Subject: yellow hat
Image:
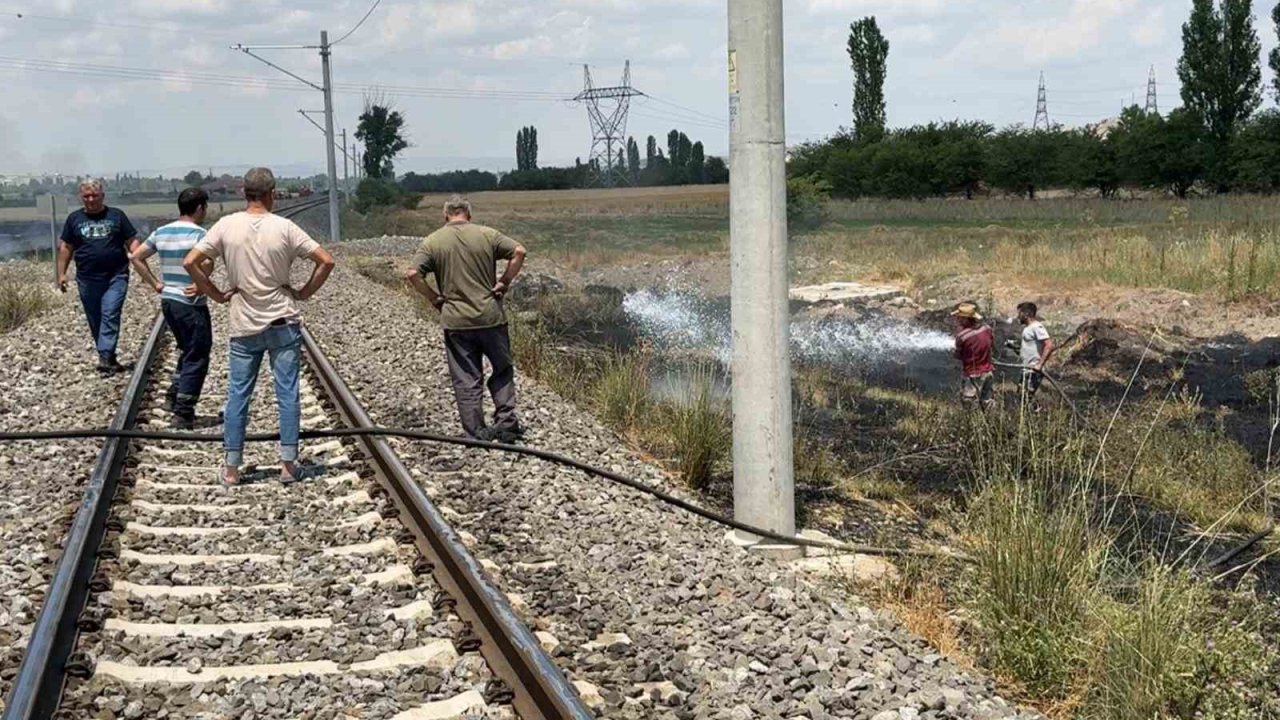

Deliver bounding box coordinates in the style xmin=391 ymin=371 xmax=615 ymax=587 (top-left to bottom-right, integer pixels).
xmin=950 ymin=302 xmax=983 ymax=320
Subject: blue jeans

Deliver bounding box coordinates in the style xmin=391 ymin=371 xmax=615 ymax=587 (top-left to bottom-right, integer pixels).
xmin=76 ymin=272 xmax=129 ymax=358
xmin=223 ymin=323 xmax=302 ymax=467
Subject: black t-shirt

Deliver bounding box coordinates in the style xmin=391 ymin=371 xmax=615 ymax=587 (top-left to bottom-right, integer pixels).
xmin=60 ymin=206 xmax=138 ymax=279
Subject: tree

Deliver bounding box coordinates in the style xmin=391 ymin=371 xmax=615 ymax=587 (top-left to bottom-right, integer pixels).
xmin=1232 ymin=108 xmax=1280 ymax=189
xmin=688 ymin=141 xmax=706 ymax=183
xmin=356 ymin=100 xmax=409 ymax=179
xmin=646 ymin=135 xmax=658 ymax=166
xmin=986 ymin=126 xmax=1067 ymax=199
xmin=705 ymin=156 xmax=729 ymax=184
xmin=183 ymin=170 xmax=204 ymax=186
xmin=1178 ymin=0 xmax=1261 ymax=188
xmin=515 ymin=127 xmax=539 ymax=172
xmin=1111 ymin=106 xmax=1209 ymax=197
xmin=1059 ymin=128 xmax=1119 ymax=197
xmin=1271 ymin=2 xmax=1280 ymax=101
xmin=847 ymin=16 xmax=889 ymax=144
xmin=627 ymin=137 xmax=641 ymax=181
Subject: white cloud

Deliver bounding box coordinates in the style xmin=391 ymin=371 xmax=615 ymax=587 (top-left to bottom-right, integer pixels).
xmin=129 ymin=0 xmax=225 ymax=14
xmin=70 ymin=84 xmax=124 ymax=110
xmin=949 ymin=0 xmax=1140 ymax=65
xmin=653 ymin=43 xmax=690 ymax=62
xmin=0 ymin=113 xmax=29 ymax=173
xmin=806 ymin=0 xmax=951 ymax=15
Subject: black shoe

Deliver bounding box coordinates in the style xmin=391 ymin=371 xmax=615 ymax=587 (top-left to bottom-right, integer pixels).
xmin=172 ymin=414 xmax=195 ymax=431
xmin=484 ymin=425 xmax=524 ymax=445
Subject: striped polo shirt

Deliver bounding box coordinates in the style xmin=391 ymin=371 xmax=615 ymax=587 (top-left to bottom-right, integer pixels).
xmin=144 ymin=221 xmax=207 ymax=306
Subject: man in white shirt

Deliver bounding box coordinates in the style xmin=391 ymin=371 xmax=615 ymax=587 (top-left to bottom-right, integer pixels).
xmin=1017 ymin=301 xmax=1055 ymax=400
xmin=184 ymin=167 xmax=335 ymax=486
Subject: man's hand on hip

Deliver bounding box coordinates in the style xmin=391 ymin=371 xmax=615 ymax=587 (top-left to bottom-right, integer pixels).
xmin=491 ymin=280 xmax=508 ymax=298
xmin=209 ymin=287 xmax=239 ymax=304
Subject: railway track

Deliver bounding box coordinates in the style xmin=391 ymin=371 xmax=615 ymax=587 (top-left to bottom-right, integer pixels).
xmin=3 ymin=200 xmax=590 ymax=720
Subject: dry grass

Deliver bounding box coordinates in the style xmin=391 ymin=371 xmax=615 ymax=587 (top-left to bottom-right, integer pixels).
xmin=0 ymin=274 xmax=54 ymax=333
xmin=412 ymin=185 xmax=728 ymax=215
xmin=799 ymin=209 xmax=1280 ymax=301
xmin=870 ymin=558 xmax=973 ymax=668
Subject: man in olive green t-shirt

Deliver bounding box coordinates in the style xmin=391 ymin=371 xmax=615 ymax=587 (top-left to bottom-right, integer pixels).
xmin=405 ymin=194 xmax=527 ymax=441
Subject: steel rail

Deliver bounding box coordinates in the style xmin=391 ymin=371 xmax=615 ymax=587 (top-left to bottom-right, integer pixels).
xmin=4 ymin=195 xmax=327 ymax=719
xmin=2 ymin=313 xmax=167 ymax=720
xmin=299 ymin=327 xmax=591 ymax=720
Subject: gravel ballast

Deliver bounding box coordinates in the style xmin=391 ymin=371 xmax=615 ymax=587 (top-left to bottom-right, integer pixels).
xmin=0 ymin=269 xmax=154 ymax=708
xmin=305 ymin=244 xmax=1038 ymax=720
xmin=3 ymin=245 xmax=1038 ymax=719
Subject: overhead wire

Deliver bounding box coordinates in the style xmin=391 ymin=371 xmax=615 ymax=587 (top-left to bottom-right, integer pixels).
xmin=330 ymin=0 xmax=383 ymax=46
xmin=0 ymin=56 xmax=578 ymax=102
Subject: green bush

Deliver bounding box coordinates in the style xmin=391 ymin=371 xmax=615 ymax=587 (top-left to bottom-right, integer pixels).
xmin=353 ymin=177 xmax=402 ymax=213
xmin=787 ymin=174 xmax=832 ymax=230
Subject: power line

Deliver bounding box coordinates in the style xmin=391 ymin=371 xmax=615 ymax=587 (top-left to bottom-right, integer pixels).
xmin=331 ymin=0 xmax=382 ymax=46
xmin=643 ymin=95 xmax=727 ymax=125
xmin=0 ymin=56 xmax=577 ymax=102
xmin=0 ymin=7 xmax=243 ymax=41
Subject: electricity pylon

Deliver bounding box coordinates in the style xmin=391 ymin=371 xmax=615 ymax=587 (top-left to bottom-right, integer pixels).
xmin=573 ymin=61 xmax=644 ymax=187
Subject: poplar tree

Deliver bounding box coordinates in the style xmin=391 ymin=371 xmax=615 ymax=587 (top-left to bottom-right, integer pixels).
xmin=627 ymin=137 xmax=641 ymax=179
xmin=1271 ymin=2 xmax=1280 ymax=101
xmin=847 ymin=16 xmax=889 ymax=144
xmin=1179 ymin=0 xmax=1260 ymax=141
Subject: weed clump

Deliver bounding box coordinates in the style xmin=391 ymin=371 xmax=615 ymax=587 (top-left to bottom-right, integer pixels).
xmin=667 ymin=366 xmax=731 ymax=490
xmin=0 ymin=276 xmax=54 ymax=333
xmin=595 ymin=351 xmax=651 ymax=431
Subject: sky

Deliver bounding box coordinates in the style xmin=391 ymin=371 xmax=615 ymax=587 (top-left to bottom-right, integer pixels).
xmin=0 ymin=0 xmax=1276 ymax=178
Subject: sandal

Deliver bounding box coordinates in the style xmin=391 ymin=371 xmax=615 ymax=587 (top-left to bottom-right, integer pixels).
xmin=279 ymin=463 xmax=302 ymax=485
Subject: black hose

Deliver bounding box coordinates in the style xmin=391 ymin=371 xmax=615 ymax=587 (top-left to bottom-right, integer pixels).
xmin=992 ymin=360 xmax=1083 ymax=422
xmin=0 ymin=425 xmax=966 ymax=562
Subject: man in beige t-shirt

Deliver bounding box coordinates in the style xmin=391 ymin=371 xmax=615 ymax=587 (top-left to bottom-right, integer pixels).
xmin=185 ymin=167 xmax=335 ymax=485
xmin=405 ymin=194 xmax=526 ymax=442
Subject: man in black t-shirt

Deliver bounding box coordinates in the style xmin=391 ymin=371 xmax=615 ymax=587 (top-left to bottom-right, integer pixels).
xmin=56 ymin=179 xmax=141 ymax=374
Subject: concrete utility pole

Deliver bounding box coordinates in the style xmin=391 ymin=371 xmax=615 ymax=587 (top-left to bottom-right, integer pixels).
xmin=232 ymin=35 xmax=342 ymax=241
xmin=342 ymin=128 xmax=350 ymax=198
xmin=727 ymin=0 xmax=794 ymax=542
xmin=320 ymin=31 xmax=341 ymax=242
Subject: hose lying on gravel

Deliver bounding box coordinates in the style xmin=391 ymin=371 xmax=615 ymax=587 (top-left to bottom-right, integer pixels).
xmin=0 ymin=425 xmax=967 ymax=562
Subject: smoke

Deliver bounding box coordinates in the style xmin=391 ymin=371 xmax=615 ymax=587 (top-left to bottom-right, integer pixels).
xmin=39 ymin=147 xmax=89 ymax=175
xmin=0 ymin=114 xmax=30 ymax=173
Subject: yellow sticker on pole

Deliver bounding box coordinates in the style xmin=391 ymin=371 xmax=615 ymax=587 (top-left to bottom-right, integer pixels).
xmin=728 ymin=50 xmax=739 ymax=94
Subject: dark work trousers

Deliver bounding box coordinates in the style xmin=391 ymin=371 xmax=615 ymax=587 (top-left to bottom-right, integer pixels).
xmin=161 ymin=299 xmax=212 ymax=419
xmin=443 ymin=325 xmax=519 ymax=438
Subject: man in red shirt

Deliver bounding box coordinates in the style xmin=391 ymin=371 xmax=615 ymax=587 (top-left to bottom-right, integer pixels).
xmin=952 ymin=302 xmax=995 ymax=411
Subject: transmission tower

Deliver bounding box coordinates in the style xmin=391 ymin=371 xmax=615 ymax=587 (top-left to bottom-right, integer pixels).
xmin=1144 ymin=65 xmax=1158 ymax=115
xmin=1033 ymin=71 xmax=1050 ymax=130
xmin=573 ymin=61 xmax=644 ymax=187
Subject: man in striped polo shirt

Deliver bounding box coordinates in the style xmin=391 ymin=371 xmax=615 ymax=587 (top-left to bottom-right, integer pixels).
xmin=130 ymin=187 xmax=215 ymax=429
